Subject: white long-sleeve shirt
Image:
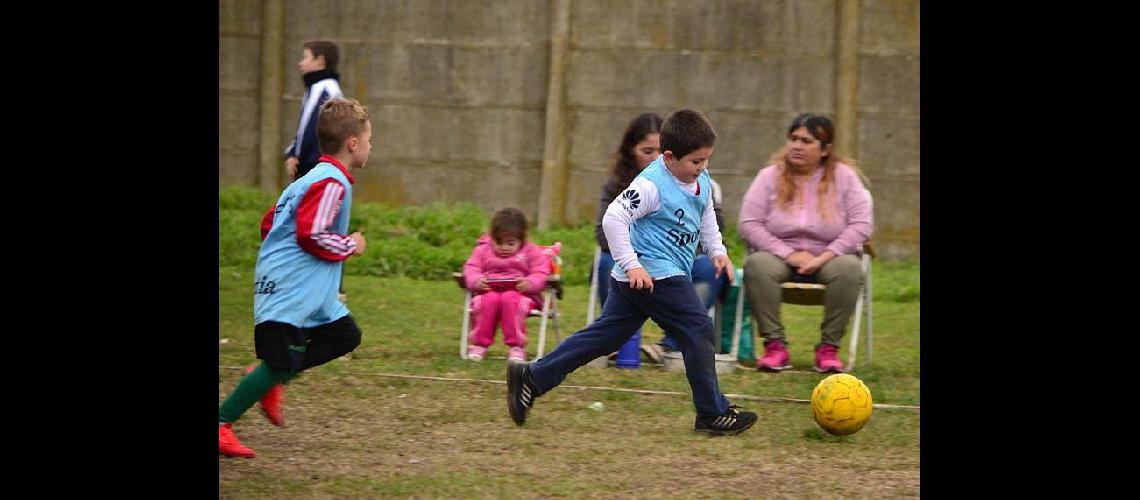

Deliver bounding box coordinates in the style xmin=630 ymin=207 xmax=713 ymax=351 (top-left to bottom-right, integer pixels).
xmin=602 ymin=174 xmax=727 ymax=281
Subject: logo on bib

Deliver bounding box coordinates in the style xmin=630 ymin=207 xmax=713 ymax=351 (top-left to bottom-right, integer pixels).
xmin=620 ymin=189 xmax=641 ymax=212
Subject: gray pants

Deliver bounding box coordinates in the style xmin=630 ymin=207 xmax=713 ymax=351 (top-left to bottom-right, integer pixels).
xmin=743 ymin=251 xmax=863 ymax=348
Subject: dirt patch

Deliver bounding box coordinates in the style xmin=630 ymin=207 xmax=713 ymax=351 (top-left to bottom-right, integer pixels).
xmin=220 ymin=369 xmax=919 ymax=497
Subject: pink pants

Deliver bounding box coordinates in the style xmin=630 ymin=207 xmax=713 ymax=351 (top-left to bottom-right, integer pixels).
xmin=470 ymin=290 xmax=535 ymax=348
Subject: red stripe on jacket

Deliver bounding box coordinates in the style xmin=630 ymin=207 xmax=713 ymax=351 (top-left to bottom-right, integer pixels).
xmin=295 ymin=178 xmax=357 ymax=261
xmin=260 ymin=156 xmax=356 ymax=253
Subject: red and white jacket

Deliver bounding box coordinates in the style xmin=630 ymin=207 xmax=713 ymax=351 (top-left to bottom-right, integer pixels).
xmin=260 ymin=155 xmax=357 ymax=261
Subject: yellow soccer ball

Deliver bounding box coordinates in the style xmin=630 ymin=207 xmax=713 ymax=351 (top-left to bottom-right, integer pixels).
xmin=811 ymin=373 xmax=873 ymax=436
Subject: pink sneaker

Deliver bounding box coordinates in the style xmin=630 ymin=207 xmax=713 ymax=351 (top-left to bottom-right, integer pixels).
xmin=467 ymin=345 xmax=488 ymax=361
xmin=507 ymin=346 xmax=526 ymax=362
xmin=814 ymin=344 xmax=844 ymax=373
xmin=756 ymin=340 xmax=792 ymax=372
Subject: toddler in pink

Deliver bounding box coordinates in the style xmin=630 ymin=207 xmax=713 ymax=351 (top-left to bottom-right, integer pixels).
xmin=463 ymin=207 xmax=550 ymax=362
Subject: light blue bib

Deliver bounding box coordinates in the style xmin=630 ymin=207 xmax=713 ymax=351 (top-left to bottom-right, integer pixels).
xmin=611 ymin=156 xmax=711 ymax=280
xmin=253 ymin=162 xmax=352 ymax=327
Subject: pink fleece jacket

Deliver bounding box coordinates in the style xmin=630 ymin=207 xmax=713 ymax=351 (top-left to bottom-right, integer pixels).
xmin=463 ymin=235 xmax=550 ymax=293
xmin=738 ymin=162 xmax=873 ymax=259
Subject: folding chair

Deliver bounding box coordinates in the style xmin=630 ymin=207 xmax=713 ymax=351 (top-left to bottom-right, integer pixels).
xmin=772 ymin=243 xmax=874 ymax=366
xmin=733 ymin=190 xmax=876 ymax=368
xmin=455 ymin=243 xmax=564 ymax=361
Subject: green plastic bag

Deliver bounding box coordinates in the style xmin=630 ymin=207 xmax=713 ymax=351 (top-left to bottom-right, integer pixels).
xmin=719 ymin=269 xmax=755 ymax=362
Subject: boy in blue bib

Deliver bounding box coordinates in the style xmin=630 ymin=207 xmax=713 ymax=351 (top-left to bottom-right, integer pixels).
xmin=220 ymin=98 xmax=372 ymax=458
xmin=507 ymin=109 xmax=758 ymax=436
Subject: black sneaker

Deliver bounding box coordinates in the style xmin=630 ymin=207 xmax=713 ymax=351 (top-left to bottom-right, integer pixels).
xmin=694 ymin=405 xmax=758 ymax=436
xmin=507 ymin=361 xmax=537 ymax=426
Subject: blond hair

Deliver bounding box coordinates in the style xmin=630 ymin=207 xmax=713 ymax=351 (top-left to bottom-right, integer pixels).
xmin=316 ymin=98 xmax=369 ymax=155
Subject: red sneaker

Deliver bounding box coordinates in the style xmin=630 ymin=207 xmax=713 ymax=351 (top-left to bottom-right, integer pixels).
xmin=814 ymin=344 xmax=844 ymax=373
xmin=219 ymin=423 xmax=255 ymax=458
xmin=246 ymin=364 xmax=285 ymax=427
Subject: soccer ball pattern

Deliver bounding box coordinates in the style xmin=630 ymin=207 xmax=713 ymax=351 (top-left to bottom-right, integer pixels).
xmin=811 ymin=373 xmax=873 ymax=436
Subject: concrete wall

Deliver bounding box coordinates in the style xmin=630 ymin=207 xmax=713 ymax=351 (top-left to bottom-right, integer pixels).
xmin=219 ymin=0 xmax=920 ymax=260
xmin=219 ymin=0 xmax=263 ymax=186
xmin=855 ymin=0 xmax=920 ymax=260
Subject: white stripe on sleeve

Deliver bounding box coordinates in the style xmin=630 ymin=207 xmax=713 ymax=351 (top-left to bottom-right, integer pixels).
xmin=310 ymin=182 xmax=344 ymax=236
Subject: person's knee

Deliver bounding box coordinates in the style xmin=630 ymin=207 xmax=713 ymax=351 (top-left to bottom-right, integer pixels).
xmin=744 ymin=252 xmax=785 ymax=281
xmin=826 ymin=255 xmax=863 ymax=283
xmin=336 ymin=319 xmax=363 ymax=352
xmin=696 ymin=316 xmax=717 ymax=345
xmin=264 ymin=364 xmax=299 ymax=383
xmin=693 ymin=282 xmax=713 ymax=304
xmin=691 ymin=255 xmax=715 ymax=281
xmin=344 ymin=327 xmax=362 ymax=351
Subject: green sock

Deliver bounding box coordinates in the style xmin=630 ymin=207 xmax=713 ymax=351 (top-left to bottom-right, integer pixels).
xmin=218 ymin=363 xmax=298 ymax=423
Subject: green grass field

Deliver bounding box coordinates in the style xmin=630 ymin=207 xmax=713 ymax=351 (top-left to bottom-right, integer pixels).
xmin=219 ymin=189 xmax=919 ymax=497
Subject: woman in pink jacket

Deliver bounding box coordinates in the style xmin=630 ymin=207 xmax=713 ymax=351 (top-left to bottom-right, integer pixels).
xmin=463 ymin=207 xmax=550 ymax=362
xmin=738 ymin=113 xmax=872 ymax=374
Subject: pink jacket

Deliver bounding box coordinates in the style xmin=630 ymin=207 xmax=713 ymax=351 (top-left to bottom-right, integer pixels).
xmin=463 ymin=235 xmax=550 ymax=293
xmin=738 ymin=162 xmax=873 ymax=259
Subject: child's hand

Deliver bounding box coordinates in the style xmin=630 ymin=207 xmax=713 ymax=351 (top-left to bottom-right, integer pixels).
xmin=350 ymin=231 xmax=367 ymax=255
xmin=516 ymin=280 xmax=531 ymax=292
xmin=627 ymin=267 xmax=654 ymax=292
xmin=712 ymin=255 xmax=735 ymax=284
xmin=478 ymin=277 xmax=491 ymax=291
xmin=285 ymin=157 xmax=299 ymax=178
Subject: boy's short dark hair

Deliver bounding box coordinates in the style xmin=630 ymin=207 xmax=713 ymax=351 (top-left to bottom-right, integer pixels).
xmin=317 ymin=98 xmax=369 ymax=155
xmin=660 ymin=109 xmax=717 ymax=159
xmin=491 ymin=207 xmax=528 ymax=242
xmin=303 ymin=39 xmax=340 ymax=72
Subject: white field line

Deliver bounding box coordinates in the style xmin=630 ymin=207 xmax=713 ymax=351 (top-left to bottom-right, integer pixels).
xmin=221 ymin=366 xmax=919 ymax=412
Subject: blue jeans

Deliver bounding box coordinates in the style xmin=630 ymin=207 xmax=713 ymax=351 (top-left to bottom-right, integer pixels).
xmin=598 ymin=252 xmax=728 ymax=351
xmin=531 ymin=276 xmax=732 ymax=417
xmin=596 ymin=251 xmax=643 ymax=339
xmin=660 ymin=253 xmax=728 ymax=351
